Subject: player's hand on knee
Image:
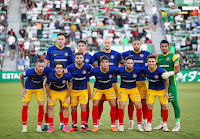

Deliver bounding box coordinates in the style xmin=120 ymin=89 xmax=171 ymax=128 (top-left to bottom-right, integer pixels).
xmin=164 ymin=91 xmax=169 ymax=100
xmin=22 ymin=88 xmax=26 ymax=97
xmin=64 ymin=97 xmax=70 ymax=106
xmin=48 ymin=97 xmax=54 ymax=105
xmin=161 ymin=72 xmax=169 ymax=79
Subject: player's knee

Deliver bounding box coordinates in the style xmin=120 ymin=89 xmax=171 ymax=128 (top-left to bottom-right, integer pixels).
xmin=93 ymin=100 xmax=100 ymax=106
xmin=134 ymin=102 xmax=141 ymax=109
xmin=80 ymin=104 xmax=87 ymax=111
xmin=147 ymin=104 xmax=153 ymax=109
xmin=63 ymin=106 xmax=69 ymax=111
xmin=23 ymin=101 xmax=29 ymax=106
xmin=119 ymin=102 xmax=125 ymax=109
xmin=38 ymin=101 xmax=44 ymax=106
xmin=48 ymin=105 xmax=54 ymax=111
xmin=109 ymin=99 xmax=116 ymax=106
xmin=161 ymin=104 xmax=168 ymax=110
xmin=141 ymin=99 xmax=146 ymax=104
xmin=71 ymin=106 xmax=77 ymax=112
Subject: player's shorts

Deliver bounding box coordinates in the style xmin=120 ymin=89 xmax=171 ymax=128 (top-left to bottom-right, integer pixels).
xmin=136 ymin=81 xmax=148 ymax=99
xmin=23 ymin=88 xmax=45 ymax=102
xmin=147 ymin=89 xmax=168 ymax=105
xmin=92 ymin=87 xmax=116 ymax=100
xmin=168 ymin=85 xmax=177 ymax=102
xmin=49 ymin=89 xmax=70 ymax=107
xmin=119 ymin=87 xmax=141 ymax=102
xmin=87 ymin=82 xmax=92 ymax=100
xmin=100 ymin=83 xmax=119 ymax=101
xmin=70 ymin=89 xmax=88 ymax=106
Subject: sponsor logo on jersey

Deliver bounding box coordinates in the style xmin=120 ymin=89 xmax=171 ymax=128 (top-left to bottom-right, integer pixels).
xmin=65 ymin=52 xmax=68 ymax=56
xmin=166 ymin=57 xmax=170 ymax=61
xmin=62 ymin=80 xmax=66 ymax=84
xmin=109 ymin=74 xmax=113 ymax=78
xmin=133 ymin=74 xmax=137 ymax=78
xmin=82 ymin=70 xmax=87 ymax=74
xmin=160 ymin=65 xmax=169 ymax=67
xmin=154 ymin=75 xmax=159 ymax=79
xmin=85 ymin=58 xmax=89 ymax=63
xmin=134 ymin=60 xmax=144 ymax=63
xmin=110 ymin=55 xmax=114 ymax=59
xmin=54 ymin=54 xmax=58 ymax=56
xmin=140 ymin=54 xmax=144 ymax=58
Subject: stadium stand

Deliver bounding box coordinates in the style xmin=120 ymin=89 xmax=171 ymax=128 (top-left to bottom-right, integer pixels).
xmin=158 ymin=0 xmax=200 ymax=71
xmin=17 ymin=0 xmax=153 ymax=69
xmin=0 ymin=0 xmax=8 ymax=70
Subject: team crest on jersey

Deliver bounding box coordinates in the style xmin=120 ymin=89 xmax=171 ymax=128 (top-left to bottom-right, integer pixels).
xmin=109 ymin=74 xmax=113 ymax=78
xmin=110 ymin=55 xmax=114 ymax=59
xmin=140 ymin=54 xmax=144 ymax=58
xmin=65 ymin=52 xmax=68 ymax=56
xmin=62 ymin=80 xmax=66 ymax=84
xmin=166 ymin=57 xmax=170 ymax=61
xmin=82 ymin=70 xmax=87 ymax=74
xmin=154 ymin=75 xmax=159 ymax=79
xmin=85 ymin=58 xmax=89 ymax=63
xmin=133 ymin=74 xmax=137 ymax=78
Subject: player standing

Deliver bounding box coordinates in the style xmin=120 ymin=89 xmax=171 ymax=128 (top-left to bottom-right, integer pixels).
xmin=43 ymin=33 xmax=72 ymax=131
xmin=68 ymin=40 xmax=97 ymax=130
xmin=154 ymin=40 xmax=181 ymax=131
xmin=45 ymin=62 xmax=73 ymax=133
xmin=90 ymin=56 xmax=118 ymax=132
xmin=67 ymin=52 xmax=92 ymax=132
xmin=121 ymin=39 xmax=151 ymax=129
xmin=93 ymin=38 xmax=124 ymax=128
xmin=141 ymin=55 xmax=170 ymax=132
xmin=116 ymin=57 xmax=143 ymax=132
xmin=20 ymin=59 xmax=52 ymax=132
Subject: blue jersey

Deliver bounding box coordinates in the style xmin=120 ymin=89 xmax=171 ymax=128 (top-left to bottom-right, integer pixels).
xmin=90 ymin=66 xmax=116 ymax=90
xmin=46 ymin=70 xmax=73 ymax=91
xmin=23 ymin=67 xmax=52 ymax=89
xmin=141 ymin=66 xmax=166 ymax=90
xmin=122 ymin=50 xmax=151 ymax=81
xmin=45 ymin=45 xmax=72 ymax=68
xmin=116 ymin=66 xmax=142 ymax=89
xmin=68 ymin=53 xmax=95 ymax=65
xmin=67 ymin=63 xmax=92 ymax=90
xmin=93 ymin=50 xmax=122 ymax=83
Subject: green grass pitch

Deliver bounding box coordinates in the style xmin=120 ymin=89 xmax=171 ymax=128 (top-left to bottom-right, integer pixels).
xmin=0 ymin=82 xmax=200 ymax=139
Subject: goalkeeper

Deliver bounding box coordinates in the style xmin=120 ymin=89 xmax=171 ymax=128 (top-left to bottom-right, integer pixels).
xmin=155 ymin=40 xmax=181 ymax=131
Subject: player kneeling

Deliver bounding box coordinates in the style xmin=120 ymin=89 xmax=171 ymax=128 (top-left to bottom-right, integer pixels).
xmin=90 ymin=56 xmax=118 ymax=132
xmin=45 ymin=62 xmax=73 ymax=133
xmin=116 ymin=57 xmax=143 ymax=132
xmin=67 ymin=52 xmax=92 ymax=132
xmin=141 ymin=55 xmax=170 ymax=132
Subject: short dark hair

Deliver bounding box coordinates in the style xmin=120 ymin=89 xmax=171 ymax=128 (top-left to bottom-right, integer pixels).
xmin=57 ymin=32 xmax=66 ymax=38
xmin=125 ymin=56 xmax=134 ymax=61
xmin=100 ymin=55 xmax=110 ymax=62
xmin=160 ymin=40 xmax=169 ymax=46
xmin=37 ymin=58 xmax=45 ymax=63
xmin=77 ymin=40 xmax=86 ymax=45
xmin=133 ymin=38 xmax=140 ymax=42
xmin=146 ymin=55 xmax=156 ymax=61
xmin=75 ymin=52 xmax=83 ymax=57
xmin=54 ymin=62 xmax=64 ymax=68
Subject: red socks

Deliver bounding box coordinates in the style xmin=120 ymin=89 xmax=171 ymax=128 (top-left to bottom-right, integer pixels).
xmin=48 ymin=118 xmax=54 ymax=126
xmin=38 ymin=105 xmax=44 ymax=125
xmin=147 ymin=109 xmax=152 ymax=123
xmin=44 ymin=113 xmax=48 ymax=123
xmin=98 ymin=102 xmax=103 ymax=120
xmin=128 ymin=104 xmax=134 ymax=120
xmin=110 ymin=106 xmax=116 ymax=125
xmin=118 ymin=109 xmax=124 ymax=125
xmin=162 ymin=109 xmax=168 ymax=123
xmin=81 ymin=111 xmax=87 ymax=126
xmin=71 ymin=111 xmax=77 ymax=125
xmin=116 ymin=103 xmax=119 ymax=120
xmin=59 ymin=112 xmax=64 ymax=123
xmin=22 ymin=106 xmax=28 ymax=125
xmin=86 ymin=106 xmax=89 ymax=123
xmin=92 ymin=106 xmax=98 ymax=125
xmin=63 ymin=118 xmax=69 ymax=126
xmin=142 ymin=104 xmax=147 ymax=119
xmin=136 ymin=108 xmax=142 ymax=124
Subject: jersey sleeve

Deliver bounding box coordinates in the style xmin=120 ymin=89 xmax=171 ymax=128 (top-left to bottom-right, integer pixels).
xmin=68 ymin=47 xmax=72 ymax=56
xmin=67 ymin=72 xmax=73 ymax=83
xmin=172 ymin=54 xmax=179 ymax=67
xmin=93 ymin=53 xmax=98 ymax=62
xmin=67 ymin=65 xmax=72 ymax=73
xmin=115 ymin=68 xmax=120 ymax=75
xmin=89 ymin=68 xmax=95 ymax=76
xmin=111 ymin=66 xmax=117 ymax=74
xmin=159 ymin=67 xmax=167 ymax=75
xmin=87 ymin=64 xmax=92 ymax=73
xmin=117 ymin=52 xmax=123 ymax=62
xmin=46 ymin=73 xmax=51 ymax=84
xmin=45 ymin=47 xmax=51 ymax=60
xmin=46 ymin=66 xmax=53 ymax=73
xmin=121 ymin=51 xmax=128 ymax=58
xmin=89 ymin=55 xmax=95 ymax=65
xmin=22 ymin=69 xmax=31 ymax=78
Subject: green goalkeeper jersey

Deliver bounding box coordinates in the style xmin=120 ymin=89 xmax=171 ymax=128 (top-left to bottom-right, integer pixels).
xmin=156 ymin=53 xmax=179 ymax=86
